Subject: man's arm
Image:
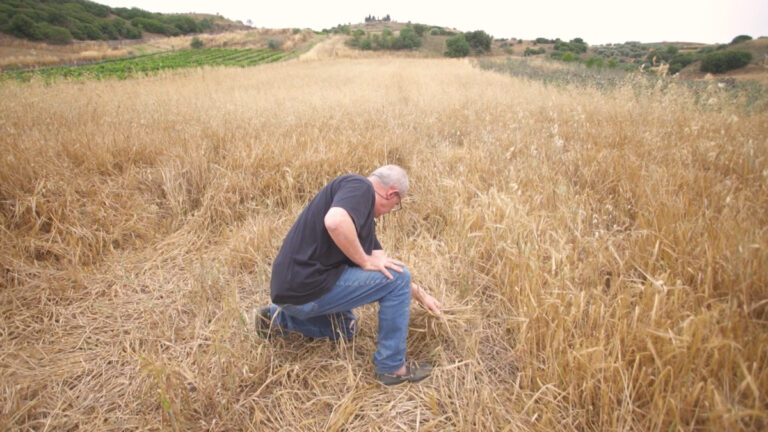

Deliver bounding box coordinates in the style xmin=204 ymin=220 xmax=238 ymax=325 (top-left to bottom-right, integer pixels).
xmin=411 ymin=283 xmax=441 ymax=315
xmin=324 ymin=207 xmax=403 ymax=279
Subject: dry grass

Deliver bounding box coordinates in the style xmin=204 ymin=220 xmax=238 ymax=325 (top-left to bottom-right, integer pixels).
xmin=0 ymin=34 xmax=133 ymax=70
xmin=1 ymin=57 xmax=767 ymax=431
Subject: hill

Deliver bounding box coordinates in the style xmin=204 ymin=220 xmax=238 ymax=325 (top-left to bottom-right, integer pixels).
xmin=0 ymin=0 xmax=248 ymax=44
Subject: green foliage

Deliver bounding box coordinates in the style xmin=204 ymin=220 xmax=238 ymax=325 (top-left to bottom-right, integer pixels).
xmin=444 ymin=34 xmax=470 ymax=58
xmin=535 ymin=37 xmax=555 ymax=44
xmin=199 ymin=18 xmax=213 ymax=31
xmin=1 ymin=0 xmax=215 ymax=42
xmin=412 ymin=24 xmax=427 ymax=37
xmin=430 ymin=27 xmax=455 ymax=36
xmin=524 ymin=47 xmax=545 ymax=56
xmin=268 ymin=38 xmax=284 ymax=50
xmin=554 ymin=38 xmax=587 ymax=54
xmin=464 ymin=30 xmax=491 ymax=53
xmin=668 ymin=52 xmax=696 ymax=74
xmin=351 ymin=26 xmax=422 ymax=51
xmin=10 ymin=13 xmax=40 ymax=39
xmin=391 ymin=27 xmax=421 ymax=50
xmin=700 ymin=50 xmax=753 ymax=73
xmin=585 ymin=56 xmax=604 ymax=68
xmin=730 ymin=35 xmax=752 ymax=45
xmin=132 ymin=17 xmax=177 ymax=36
xmin=40 ymin=23 xmax=73 ymax=44
xmin=190 ymin=36 xmax=203 ymax=49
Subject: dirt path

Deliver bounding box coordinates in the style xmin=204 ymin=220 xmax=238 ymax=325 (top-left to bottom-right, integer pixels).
xmin=299 ymin=35 xmax=364 ymax=61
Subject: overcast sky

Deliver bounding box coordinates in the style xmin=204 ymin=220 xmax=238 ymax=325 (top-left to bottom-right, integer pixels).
xmin=97 ymin=0 xmax=767 ymax=45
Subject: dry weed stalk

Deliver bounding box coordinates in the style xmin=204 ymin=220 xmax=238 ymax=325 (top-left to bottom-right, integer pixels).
xmin=1 ymin=58 xmax=766 ymax=431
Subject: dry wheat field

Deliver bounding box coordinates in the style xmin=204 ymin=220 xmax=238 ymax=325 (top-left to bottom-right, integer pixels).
xmin=1 ymin=57 xmax=767 ymax=431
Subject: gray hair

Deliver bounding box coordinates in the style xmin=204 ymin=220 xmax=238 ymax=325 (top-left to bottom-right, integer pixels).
xmin=370 ymin=165 xmax=409 ymax=195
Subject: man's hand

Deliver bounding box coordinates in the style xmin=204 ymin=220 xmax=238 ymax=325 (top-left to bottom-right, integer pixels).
xmin=412 ymin=283 xmax=441 ymax=315
xmin=364 ymin=249 xmax=404 ymax=280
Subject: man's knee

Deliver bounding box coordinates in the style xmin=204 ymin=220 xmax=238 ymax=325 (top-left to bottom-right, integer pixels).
xmin=393 ymin=266 xmax=411 ymax=287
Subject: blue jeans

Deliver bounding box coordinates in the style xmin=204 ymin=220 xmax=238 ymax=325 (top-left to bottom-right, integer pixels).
xmin=267 ymin=266 xmax=412 ymax=374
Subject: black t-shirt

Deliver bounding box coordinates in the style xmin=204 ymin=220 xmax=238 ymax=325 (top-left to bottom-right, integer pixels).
xmin=270 ymin=174 xmax=382 ymax=305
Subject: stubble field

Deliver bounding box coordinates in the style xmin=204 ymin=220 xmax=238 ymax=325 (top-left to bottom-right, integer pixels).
xmin=1 ymin=57 xmax=767 ymax=431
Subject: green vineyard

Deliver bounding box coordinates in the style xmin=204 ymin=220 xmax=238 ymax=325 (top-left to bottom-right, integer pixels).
xmin=2 ymin=48 xmax=293 ymax=82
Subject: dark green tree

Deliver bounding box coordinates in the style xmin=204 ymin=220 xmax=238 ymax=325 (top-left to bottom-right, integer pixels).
xmin=464 ymin=30 xmax=491 ymax=52
xmin=730 ymin=35 xmax=752 ymax=44
xmin=700 ymin=50 xmax=752 ymax=73
xmin=445 ymin=34 xmax=470 ymax=57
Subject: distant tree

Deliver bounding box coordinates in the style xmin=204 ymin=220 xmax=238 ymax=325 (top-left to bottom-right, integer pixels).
xmin=445 ymin=34 xmax=470 ymax=57
xmin=524 ymin=47 xmax=545 ymax=56
xmin=730 ymin=34 xmax=752 ymax=44
xmin=700 ymin=50 xmax=752 ymax=73
xmin=268 ymin=38 xmax=284 ymax=50
xmin=10 ymin=14 xmax=40 ymax=39
xmin=392 ymin=26 xmax=421 ymax=49
xmin=190 ymin=36 xmax=203 ymax=49
xmin=199 ymin=18 xmax=214 ymax=31
xmin=464 ymin=30 xmax=491 ymax=52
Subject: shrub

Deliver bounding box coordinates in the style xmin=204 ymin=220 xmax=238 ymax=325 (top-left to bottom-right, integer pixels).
xmin=445 ymin=34 xmax=470 ymax=57
xmin=123 ymin=25 xmax=142 ymax=39
xmin=585 ymin=56 xmax=604 ymax=68
xmin=10 ymin=14 xmax=40 ymax=39
xmin=554 ymin=38 xmax=588 ymax=54
xmin=700 ymin=50 xmax=752 ymax=73
xmin=165 ymin=15 xmax=199 ymax=34
xmin=268 ymin=38 xmax=284 ymax=50
xmin=77 ymin=23 xmax=105 ymax=40
xmin=392 ymin=27 xmax=421 ymax=50
xmin=413 ymin=24 xmax=427 ymax=37
xmin=524 ymin=47 xmax=545 ymax=56
xmin=730 ymin=34 xmax=752 ymax=44
xmin=430 ymin=27 xmax=455 ymax=36
xmin=535 ymin=37 xmax=554 ymax=44
xmin=668 ymin=52 xmax=696 ymax=74
xmin=132 ymin=17 xmax=167 ymax=35
xmin=41 ymin=24 xmax=73 ymax=44
xmin=464 ymin=30 xmax=491 ymax=53
xmin=190 ymin=36 xmax=203 ymax=49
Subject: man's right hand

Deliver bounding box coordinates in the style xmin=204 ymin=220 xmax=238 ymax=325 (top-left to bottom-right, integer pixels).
xmin=364 ymin=250 xmax=404 ymax=280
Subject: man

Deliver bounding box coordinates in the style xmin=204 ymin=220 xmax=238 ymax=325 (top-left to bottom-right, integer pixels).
xmin=253 ymin=165 xmax=441 ymax=385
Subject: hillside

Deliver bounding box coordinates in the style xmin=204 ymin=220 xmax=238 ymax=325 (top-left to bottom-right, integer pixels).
xmin=0 ymin=0 xmax=248 ymax=44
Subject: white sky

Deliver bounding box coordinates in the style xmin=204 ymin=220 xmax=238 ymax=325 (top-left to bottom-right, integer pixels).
xmin=97 ymin=0 xmax=767 ymax=45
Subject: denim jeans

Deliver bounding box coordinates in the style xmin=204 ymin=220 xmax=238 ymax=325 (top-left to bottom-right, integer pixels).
xmin=267 ymin=266 xmax=412 ymax=374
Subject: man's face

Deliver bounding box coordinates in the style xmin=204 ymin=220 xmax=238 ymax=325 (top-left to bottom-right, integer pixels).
xmin=373 ymin=188 xmax=402 ymax=217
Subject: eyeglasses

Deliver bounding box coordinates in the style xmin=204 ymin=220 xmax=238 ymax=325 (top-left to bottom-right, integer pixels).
xmin=375 ymin=190 xmax=402 ymax=212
